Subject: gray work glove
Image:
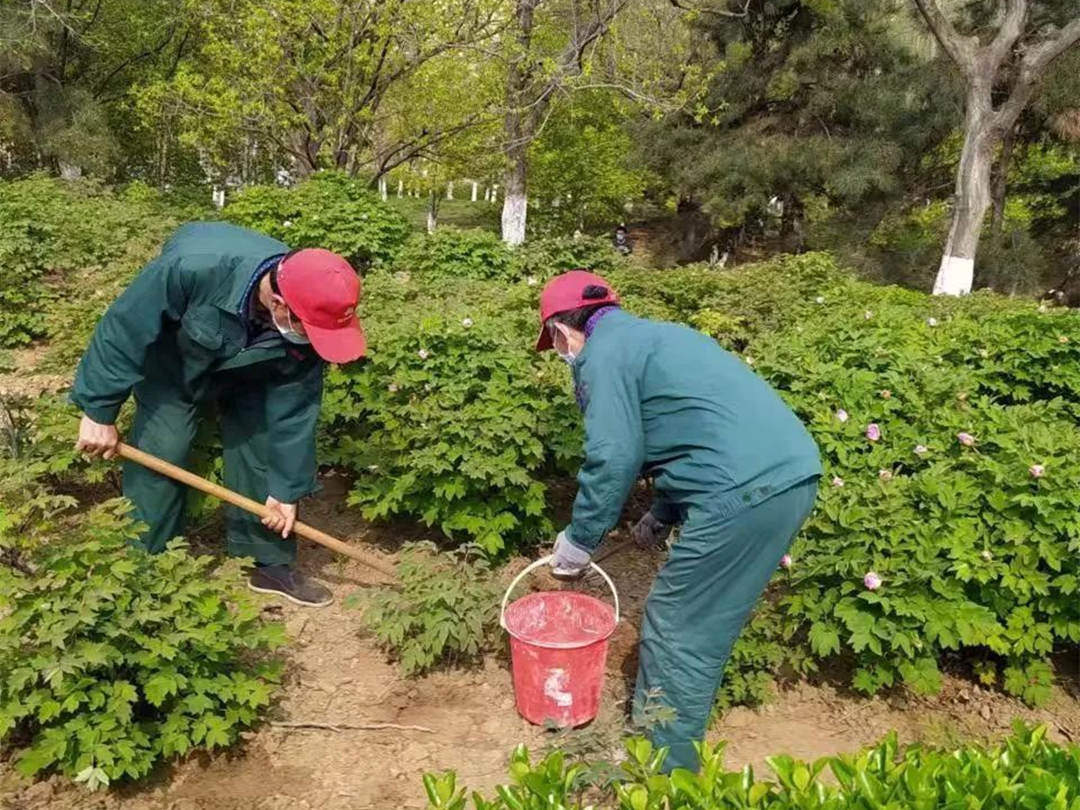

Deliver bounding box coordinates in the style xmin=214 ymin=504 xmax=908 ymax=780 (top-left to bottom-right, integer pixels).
xmin=550 ymin=530 xmax=591 ymax=579
xmin=631 ymin=512 xmax=673 ymax=550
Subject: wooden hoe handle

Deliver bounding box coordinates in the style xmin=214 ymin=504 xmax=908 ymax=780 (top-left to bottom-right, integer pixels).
xmin=117 ymin=442 xmax=397 ymax=580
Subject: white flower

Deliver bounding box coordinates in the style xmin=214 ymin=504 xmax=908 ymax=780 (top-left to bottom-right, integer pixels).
xmin=980 ymin=550 xmax=993 ymax=561
xmin=526 ymin=276 xmax=539 ymax=286
xmin=282 ymin=220 xmax=293 ymax=227
xmin=388 ymin=383 xmax=399 ymax=393
xmin=836 ymin=409 xmax=849 ymax=423
xmin=462 ymin=318 xmax=473 ymax=328
xmin=914 ymin=445 xmax=928 ymax=456
xmin=831 ymin=476 xmax=845 ymax=488
xmin=864 ymin=311 xmax=873 ymax=320
xmin=368 ymin=464 xmax=379 ymax=472
xmin=418 ymin=349 xmax=429 ymax=360
xmin=745 ymin=356 xmax=755 ymax=366
xmin=927 ymin=317 xmax=938 ymax=327
xmin=815 ymin=296 xmax=825 ymax=304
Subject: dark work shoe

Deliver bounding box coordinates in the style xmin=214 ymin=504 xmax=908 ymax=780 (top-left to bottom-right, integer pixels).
xmin=248 ymin=565 xmax=333 ymax=607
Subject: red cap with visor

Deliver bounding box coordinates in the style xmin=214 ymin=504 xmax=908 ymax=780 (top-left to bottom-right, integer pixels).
xmin=277 ymin=249 xmax=367 ymax=363
xmin=535 ymin=269 xmax=620 ymax=351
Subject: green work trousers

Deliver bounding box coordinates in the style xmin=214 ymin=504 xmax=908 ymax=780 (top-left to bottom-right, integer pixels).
xmin=633 ymin=477 xmax=819 ymax=772
xmin=123 ymin=374 xmax=296 ymax=567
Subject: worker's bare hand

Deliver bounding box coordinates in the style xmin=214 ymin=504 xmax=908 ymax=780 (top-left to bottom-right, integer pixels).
xmin=75 ymin=415 xmax=120 ymax=459
xmin=262 ymin=497 xmax=297 ymax=539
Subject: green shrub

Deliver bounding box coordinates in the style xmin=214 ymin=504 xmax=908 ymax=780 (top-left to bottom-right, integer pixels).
xmin=394 ymin=228 xmax=514 ymax=281
xmin=0 ymin=503 xmax=285 ymax=789
xmin=348 ymin=543 xmax=500 ymax=675
xmin=513 ymin=234 xmax=628 ymax=283
xmin=320 ymin=271 xmax=580 ymax=554
xmin=0 ymin=175 xmax=179 ymax=349
xmin=423 ymin=724 xmax=1080 ymax=809
xmin=223 ymin=171 xmax=410 ymax=268
xmin=392 ymin=230 xmax=626 ymax=284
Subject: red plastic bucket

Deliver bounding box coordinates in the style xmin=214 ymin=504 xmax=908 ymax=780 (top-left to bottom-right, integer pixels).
xmin=500 ymin=557 xmax=620 ymax=728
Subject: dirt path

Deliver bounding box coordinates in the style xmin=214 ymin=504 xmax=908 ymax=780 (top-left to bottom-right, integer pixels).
xmin=2 ymin=483 xmax=1079 ymax=810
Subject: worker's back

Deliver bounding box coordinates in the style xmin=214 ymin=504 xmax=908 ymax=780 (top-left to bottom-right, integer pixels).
xmin=581 ymin=309 xmax=821 ymax=511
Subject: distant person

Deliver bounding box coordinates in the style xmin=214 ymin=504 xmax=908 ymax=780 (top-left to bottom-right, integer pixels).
xmin=613 ymin=223 xmax=633 ymax=256
xmin=71 ymin=223 xmax=367 ymax=607
xmin=534 ymin=270 xmax=821 ymax=772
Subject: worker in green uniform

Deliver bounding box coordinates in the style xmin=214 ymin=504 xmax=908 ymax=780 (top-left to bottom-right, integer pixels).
xmin=535 ymin=270 xmax=821 ymax=772
xmin=71 ymin=222 xmax=367 ymax=607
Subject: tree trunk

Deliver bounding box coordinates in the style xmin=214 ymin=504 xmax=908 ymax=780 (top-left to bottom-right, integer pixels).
xmin=501 ymin=145 xmax=528 ymax=246
xmin=427 ymin=189 xmax=439 ymax=233
xmin=501 ymin=0 xmax=537 ymax=246
xmin=933 ymin=85 xmax=997 ymax=296
xmin=471 ymin=181 xmax=478 ymax=202
xmin=991 ymin=123 xmax=1018 ymax=235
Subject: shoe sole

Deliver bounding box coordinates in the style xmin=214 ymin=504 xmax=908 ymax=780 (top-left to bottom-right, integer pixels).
xmin=247 ymin=581 xmax=334 ymax=608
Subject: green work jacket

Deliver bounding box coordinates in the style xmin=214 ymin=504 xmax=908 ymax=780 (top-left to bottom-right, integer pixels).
xmin=70 ymin=222 xmax=325 ymax=503
xmin=566 ymin=309 xmax=822 ymax=552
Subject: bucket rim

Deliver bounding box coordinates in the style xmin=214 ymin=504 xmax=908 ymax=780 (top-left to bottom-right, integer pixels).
xmin=503 ymin=591 xmax=617 ymax=650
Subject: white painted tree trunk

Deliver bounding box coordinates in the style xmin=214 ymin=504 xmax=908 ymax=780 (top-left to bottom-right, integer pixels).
xmin=397 ymin=179 xmax=403 ymax=198
xmin=501 ymin=192 xmax=527 ymax=246
xmin=379 ymin=177 xmax=388 ymax=201
xmin=427 ymin=190 xmax=438 ymax=233
xmin=933 ymin=91 xmax=995 ymax=296
xmin=471 ymin=181 xmax=478 ymax=202
xmin=446 ymin=181 xmax=454 ymax=200
xmin=491 ymin=184 xmax=499 ymax=204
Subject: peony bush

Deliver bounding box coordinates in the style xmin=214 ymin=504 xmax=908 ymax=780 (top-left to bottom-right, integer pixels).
xmin=326 ymin=251 xmax=1079 ymax=704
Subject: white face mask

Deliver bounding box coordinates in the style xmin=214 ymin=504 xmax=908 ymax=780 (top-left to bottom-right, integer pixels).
xmin=551 ymin=323 xmax=577 ymax=365
xmin=271 ymin=305 xmax=310 ymax=345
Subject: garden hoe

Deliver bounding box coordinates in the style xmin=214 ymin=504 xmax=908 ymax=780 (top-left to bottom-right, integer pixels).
xmin=115 ymin=442 xmax=397 ymax=582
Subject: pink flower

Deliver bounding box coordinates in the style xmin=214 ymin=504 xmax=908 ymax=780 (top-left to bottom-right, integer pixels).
xmin=836 ymin=409 xmax=849 ymax=423
xmin=878 ymin=469 xmax=893 ymax=482
xmin=779 ymin=554 xmax=792 ymax=569
xmin=863 ymin=571 xmax=882 ymax=590
xmin=957 ymin=432 xmax=975 ymax=447
xmin=831 ymin=476 xmax=845 ymax=488
xmin=418 ymin=349 xmax=430 ymax=360
xmin=914 ymin=444 xmax=928 ymax=456
xmin=1029 ymin=464 xmax=1045 ymax=479
xmin=866 ymin=423 xmax=881 ymax=442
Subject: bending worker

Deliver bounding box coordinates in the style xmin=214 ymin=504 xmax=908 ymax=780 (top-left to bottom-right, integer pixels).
xmin=536 ymin=270 xmax=821 ymax=771
xmin=71 ymin=222 xmax=367 ymax=608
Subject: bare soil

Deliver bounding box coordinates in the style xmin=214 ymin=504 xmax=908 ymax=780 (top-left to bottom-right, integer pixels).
xmin=2 ymin=476 xmax=1078 ymax=810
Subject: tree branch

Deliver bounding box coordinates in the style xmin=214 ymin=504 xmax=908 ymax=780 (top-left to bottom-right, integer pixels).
xmin=995 ymin=16 xmax=1080 ymax=129
xmin=1019 ymin=15 xmax=1080 ymax=77
xmin=911 ymin=0 xmax=977 ymax=73
xmin=987 ymin=0 xmax=1027 ymax=67
xmin=668 ymin=0 xmax=749 ymax=18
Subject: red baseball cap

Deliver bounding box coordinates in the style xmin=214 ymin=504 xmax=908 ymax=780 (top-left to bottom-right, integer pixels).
xmin=277 ymin=249 xmax=366 ymax=363
xmin=535 ymin=269 xmax=620 ymax=351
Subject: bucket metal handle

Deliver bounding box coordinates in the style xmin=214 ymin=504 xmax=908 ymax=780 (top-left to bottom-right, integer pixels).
xmin=499 ymin=555 xmax=620 ymax=630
